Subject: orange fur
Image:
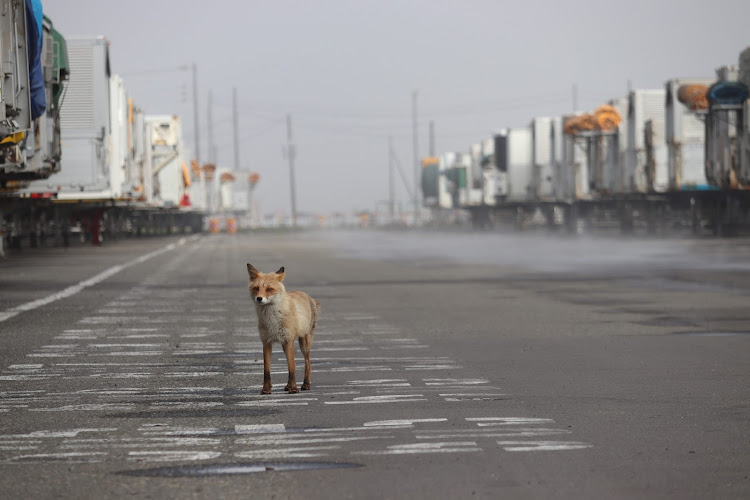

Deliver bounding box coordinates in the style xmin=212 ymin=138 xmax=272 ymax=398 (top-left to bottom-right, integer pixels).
xmin=247 ymin=263 xmax=320 ymax=394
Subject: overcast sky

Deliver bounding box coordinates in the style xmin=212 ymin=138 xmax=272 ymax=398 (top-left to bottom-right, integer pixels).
xmin=45 ymin=0 xmax=750 ymax=217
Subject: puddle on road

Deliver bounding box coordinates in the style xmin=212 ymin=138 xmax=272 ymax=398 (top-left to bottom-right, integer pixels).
xmin=120 ymin=461 xmax=363 ymax=477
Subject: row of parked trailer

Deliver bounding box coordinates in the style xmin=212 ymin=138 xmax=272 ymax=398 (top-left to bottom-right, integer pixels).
xmin=421 ymin=48 xmax=750 ymax=235
xmin=0 ymin=1 xmax=204 ymax=252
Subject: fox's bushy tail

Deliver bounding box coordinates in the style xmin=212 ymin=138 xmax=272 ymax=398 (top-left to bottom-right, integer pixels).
xmin=309 ymin=297 xmax=321 ymax=335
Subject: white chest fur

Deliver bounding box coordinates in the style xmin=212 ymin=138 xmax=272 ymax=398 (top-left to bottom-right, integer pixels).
xmin=255 ymin=300 xmax=291 ymax=345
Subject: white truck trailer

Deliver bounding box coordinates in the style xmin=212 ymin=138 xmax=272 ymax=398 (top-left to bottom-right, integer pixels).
xmin=626 ymin=89 xmax=667 ymax=193
xmin=665 ymin=77 xmax=715 ymax=190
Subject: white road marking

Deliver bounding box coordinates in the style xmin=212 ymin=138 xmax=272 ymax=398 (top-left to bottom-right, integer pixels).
xmin=235 ymin=446 xmax=339 ymax=459
xmin=10 ymin=452 xmax=107 ymax=462
xmin=424 ymin=378 xmax=489 ymax=386
xmin=0 ymin=429 xmax=117 ymax=439
xmin=440 ymin=393 xmax=509 ymax=401
xmin=324 ymin=394 xmax=426 ymax=405
xmin=353 ymin=442 xmax=481 ymax=455
xmin=0 ymin=237 xmax=194 ymax=323
xmin=415 ymin=429 xmax=570 ymax=439
xmin=235 ymin=424 xmax=286 ymax=434
xmin=497 ymin=440 xmax=593 ymax=451
xmin=29 ymin=403 xmax=135 ymax=412
xmin=466 ymin=417 xmax=555 ymax=426
xmin=363 ymin=418 xmax=447 ymax=428
xmin=127 ymin=450 xmax=221 ymax=462
xmin=235 ymin=400 xmax=313 ymax=407
xmin=237 ymin=436 xmax=386 ymax=446
xmin=346 ymin=379 xmax=411 ymax=387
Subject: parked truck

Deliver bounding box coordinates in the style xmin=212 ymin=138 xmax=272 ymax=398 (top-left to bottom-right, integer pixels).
xmin=0 ymin=1 xmax=68 ymax=187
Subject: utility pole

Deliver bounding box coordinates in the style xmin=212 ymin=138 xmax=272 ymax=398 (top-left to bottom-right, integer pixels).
xmin=285 ymin=114 xmax=297 ymax=227
xmin=389 ymin=136 xmax=395 ymax=223
xmin=207 ymin=90 xmax=214 ymax=163
xmin=412 ymin=90 xmax=419 ymax=223
xmin=192 ymin=63 xmax=200 ymax=163
xmin=429 ymin=120 xmax=435 ymax=157
xmin=232 ymin=87 xmax=239 ymax=171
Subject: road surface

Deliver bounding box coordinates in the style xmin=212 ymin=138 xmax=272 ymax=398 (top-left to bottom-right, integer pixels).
xmin=0 ymin=230 xmax=748 ymax=499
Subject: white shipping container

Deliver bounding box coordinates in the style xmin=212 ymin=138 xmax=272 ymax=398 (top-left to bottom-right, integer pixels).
xmin=499 ymin=128 xmax=533 ymax=202
xmin=145 ymin=115 xmax=186 ymax=207
xmin=665 ymin=78 xmax=714 ymax=190
xmin=454 ymin=153 xmax=471 ymax=207
xmin=626 ymin=89 xmax=667 ymax=193
xmin=607 ymin=97 xmax=629 ymax=193
xmin=531 ymin=117 xmax=559 ymax=200
xmin=558 ymin=114 xmax=590 ymax=200
xmin=26 ymin=37 xmax=114 ymax=198
xmin=109 ymin=75 xmax=129 ymax=198
xmin=466 ymin=143 xmax=483 ymax=206
xmin=438 ymin=152 xmax=455 ymax=209
xmin=480 ymin=138 xmax=499 ymax=206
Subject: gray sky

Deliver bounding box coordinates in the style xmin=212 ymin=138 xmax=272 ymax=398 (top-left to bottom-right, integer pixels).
xmin=46 ymin=0 xmax=750 ymax=217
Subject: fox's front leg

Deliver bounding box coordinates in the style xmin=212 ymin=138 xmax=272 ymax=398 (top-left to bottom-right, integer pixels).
xmin=261 ymin=342 xmax=273 ymax=395
xmin=282 ymin=341 xmax=299 ymax=393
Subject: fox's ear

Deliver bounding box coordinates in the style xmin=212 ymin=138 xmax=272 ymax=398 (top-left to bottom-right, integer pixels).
xmin=275 ymin=266 xmax=285 ymax=282
xmin=247 ymin=263 xmax=259 ymax=280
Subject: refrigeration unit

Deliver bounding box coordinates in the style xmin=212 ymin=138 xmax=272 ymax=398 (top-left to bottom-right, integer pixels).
xmin=665 ymin=77 xmax=715 ymax=190
xmin=25 ymin=36 xmax=118 ymax=198
xmin=626 ymin=89 xmax=667 ymax=193
xmin=531 ymin=117 xmax=560 ymax=200
xmin=496 ymin=128 xmax=533 ymax=202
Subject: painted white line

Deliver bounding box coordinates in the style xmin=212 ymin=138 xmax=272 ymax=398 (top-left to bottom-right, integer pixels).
xmin=415 ymin=429 xmax=570 ymax=439
xmin=235 ymin=400 xmax=311 ymax=407
xmin=11 ymin=452 xmax=107 ymax=462
xmin=0 ymin=236 xmax=194 ymax=323
xmin=466 ymin=417 xmax=554 ymax=426
xmin=236 ymin=446 xmax=339 ymax=459
xmin=363 ymin=418 xmax=447 ymax=428
xmin=237 ymin=436 xmax=385 ymax=446
xmin=29 ymin=403 xmax=135 ymax=412
xmin=235 ymin=424 xmax=286 ymax=434
xmin=424 ymin=378 xmax=489 ymax=386
xmin=346 ymin=379 xmax=411 ymax=387
xmin=149 ymin=402 xmax=224 ymax=410
xmin=405 ymin=364 xmax=458 ymax=370
xmin=324 ymin=394 xmax=426 ymax=405
xmin=127 ymin=450 xmax=221 ymax=462
xmin=0 ymin=428 xmax=118 ymax=439
xmin=353 ymin=442 xmax=481 ymax=455
xmin=497 ymin=440 xmax=593 ymax=451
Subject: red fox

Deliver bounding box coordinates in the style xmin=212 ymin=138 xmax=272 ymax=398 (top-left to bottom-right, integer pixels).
xmin=246 ymin=264 xmax=320 ymax=394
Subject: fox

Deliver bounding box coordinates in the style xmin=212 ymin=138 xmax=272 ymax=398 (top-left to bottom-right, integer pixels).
xmin=246 ymin=263 xmax=320 ymax=395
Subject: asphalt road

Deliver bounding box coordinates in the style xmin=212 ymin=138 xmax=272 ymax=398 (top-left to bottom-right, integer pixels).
xmin=0 ymin=230 xmax=748 ymax=499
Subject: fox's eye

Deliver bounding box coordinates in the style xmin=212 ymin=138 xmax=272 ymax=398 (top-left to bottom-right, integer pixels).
xmin=252 ymin=287 xmax=259 ymax=292
xmin=267 ymin=287 xmax=274 ymax=293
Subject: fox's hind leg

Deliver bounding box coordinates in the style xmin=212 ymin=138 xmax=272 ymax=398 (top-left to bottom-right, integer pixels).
xmin=298 ymin=335 xmax=312 ymax=390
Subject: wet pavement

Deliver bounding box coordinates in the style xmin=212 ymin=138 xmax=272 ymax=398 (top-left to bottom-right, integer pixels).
xmin=0 ymin=230 xmax=748 ymax=498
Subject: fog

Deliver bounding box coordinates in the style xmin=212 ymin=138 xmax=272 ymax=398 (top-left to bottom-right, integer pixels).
xmin=322 ymin=230 xmax=750 ymax=275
